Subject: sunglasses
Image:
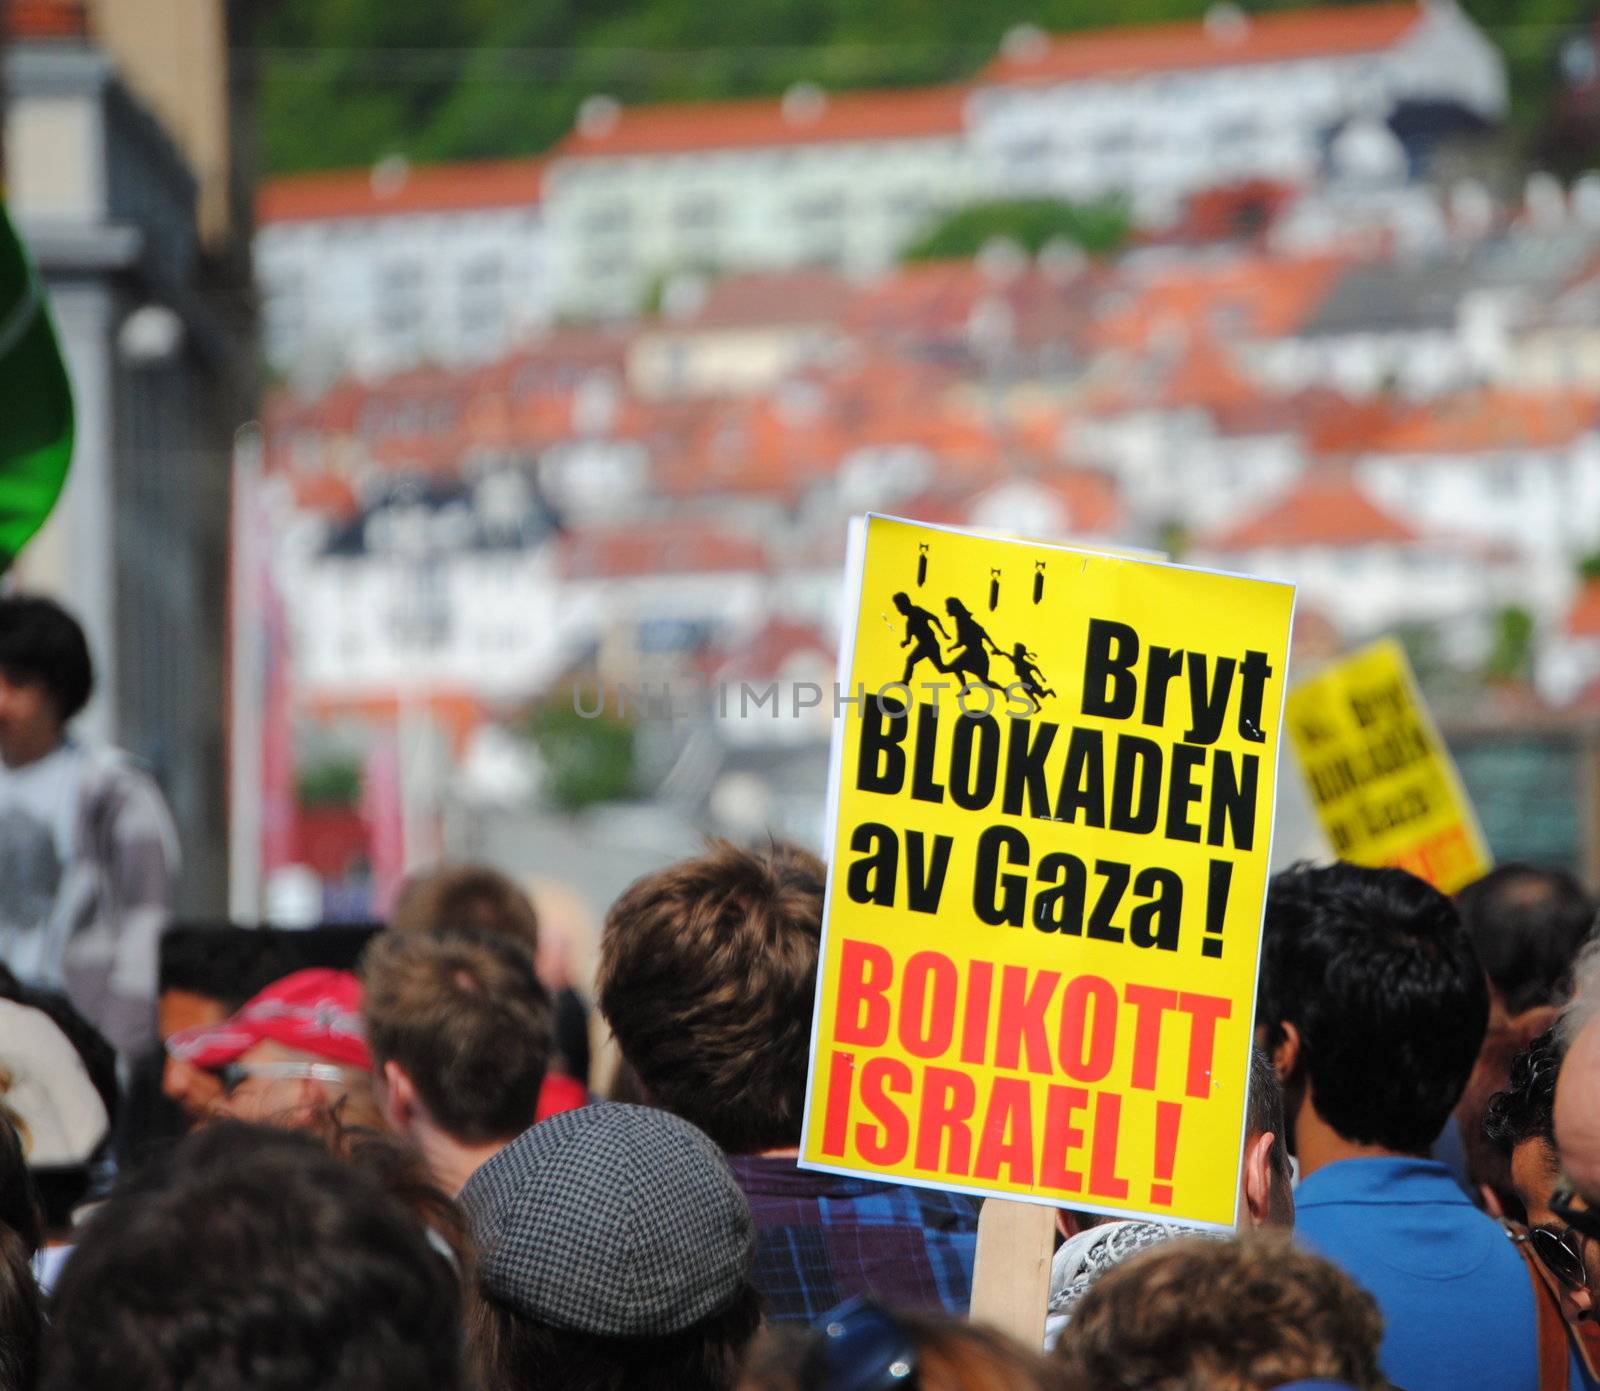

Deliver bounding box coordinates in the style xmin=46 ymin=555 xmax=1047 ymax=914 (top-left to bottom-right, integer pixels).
xmin=1530 ymin=1223 xmax=1590 ymax=1292
xmin=1551 ymin=1187 xmax=1600 ymax=1251
xmin=217 ymin=1061 xmax=349 ymax=1095
xmin=800 ymin=1297 xmax=918 ymax=1391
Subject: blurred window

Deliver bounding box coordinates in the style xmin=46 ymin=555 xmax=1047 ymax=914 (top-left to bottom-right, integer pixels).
xmin=378 ymin=261 xmax=425 ymax=337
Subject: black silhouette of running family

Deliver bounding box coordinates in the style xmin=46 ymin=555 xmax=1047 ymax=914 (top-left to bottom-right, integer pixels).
xmin=892 ymin=591 xmax=1056 ymax=711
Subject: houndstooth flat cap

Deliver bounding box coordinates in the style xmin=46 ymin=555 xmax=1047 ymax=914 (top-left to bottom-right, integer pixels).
xmin=460 ymin=1102 xmax=755 ymax=1337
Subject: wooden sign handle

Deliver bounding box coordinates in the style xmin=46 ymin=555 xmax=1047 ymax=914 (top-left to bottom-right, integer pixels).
xmin=967 ymin=1198 xmax=1055 ymax=1346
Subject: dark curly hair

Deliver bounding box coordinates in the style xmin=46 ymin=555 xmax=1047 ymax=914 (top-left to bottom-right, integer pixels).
xmin=40 ymin=1122 xmax=464 ymax=1391
xmin=1258 ymin=862 xmax=1488 ymax=1154
xmin=0 ymin=595 xmax=92 ymax=721
xmin=1483 ymin=1029 xmax=1564 ymax=1158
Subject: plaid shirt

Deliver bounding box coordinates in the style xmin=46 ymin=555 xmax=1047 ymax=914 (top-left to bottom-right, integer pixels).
xmin=727 ymin=1155 xmax=979 ymax=1324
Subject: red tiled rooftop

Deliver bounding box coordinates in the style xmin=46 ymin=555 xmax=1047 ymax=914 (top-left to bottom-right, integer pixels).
xmin=1088 ymin=254 xmax=1347 ymax=353
xmin=559 ymin=523 xmax=768 ymax=580
xmin=982 ymin=3 xmax=1422 ymax=87
xmin=259 ymin=159 xmax=543 ymax=224
xmin=718 ymin=618 xmax=837 ymax=681
xmin=556 ymin=85 xmax=969 ymax=159
xmin=1565 ymin=580 xmax=1600 ymax=638
xmin=662 ymin=270 xmax=858 ymax=330
xmin=1205 ymin=474 xmax=1418 ymax=549
xmin=1366 ymin=391 xmax=1600 ymax=454
xmin=6 ymin=0 xmax=86 ymax=38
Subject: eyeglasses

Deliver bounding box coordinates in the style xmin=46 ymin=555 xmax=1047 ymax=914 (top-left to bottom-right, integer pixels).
xmin=800 ymin=1297 xmax=918 ymax=1391
xmin=1530 ymin=1223 xmax=1590 ymax=1292
xmin=1551 ymin=1186 xmax=1600 ymax=1251
xmin=217 ymin=1061 xmax=349 ymax=1095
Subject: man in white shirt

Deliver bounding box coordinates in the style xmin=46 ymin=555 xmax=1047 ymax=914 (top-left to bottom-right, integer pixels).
xmin=0 ymin=595 xmax=178 ymax=1056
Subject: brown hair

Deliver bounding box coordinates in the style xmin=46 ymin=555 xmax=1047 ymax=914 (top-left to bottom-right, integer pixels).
xmin=310 ymin=1115 xmax=476 ymax=1292
xmin=741 ymin=1310 xmax=1069 ymax=1391
xmin=597 ymin=840 xmax=825 ymax=1154
xmin=391 ymin=865 xmax=540 ymax=954
xmin=362 ymin=928 xmax=552 ymax=1143
xmin=469 ymin=1284 xmax=761 ymax=1391
xmin=1054 ymin=1232 xmax=1387 ymax=1391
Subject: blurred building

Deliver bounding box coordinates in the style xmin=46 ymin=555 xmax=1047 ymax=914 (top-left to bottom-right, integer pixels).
xmin=972 ymin=2 xmax=1506 ymax=222
xmin=2 ymin=0 xmax=259 ymax=912
xmin=543 ymin=86 xmax=978 ymax=319
xmin=256 ymin=158 xmax=550 ymax=381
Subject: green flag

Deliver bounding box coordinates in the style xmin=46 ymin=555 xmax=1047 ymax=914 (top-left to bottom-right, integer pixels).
xmin=0 ymin=204 xmax=73 ymax=568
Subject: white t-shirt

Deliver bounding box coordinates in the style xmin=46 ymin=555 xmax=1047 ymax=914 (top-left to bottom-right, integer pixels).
xmin=0 ymin=739 xmax=87 ymax=985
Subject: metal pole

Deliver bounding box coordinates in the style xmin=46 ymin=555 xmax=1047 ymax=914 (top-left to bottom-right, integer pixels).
xmin=227 ymin=423 xmax=264 ymax=920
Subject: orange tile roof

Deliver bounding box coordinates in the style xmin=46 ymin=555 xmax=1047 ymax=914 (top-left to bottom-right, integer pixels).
xmin=6 ymin=0 xmax=86 ymax=38
xmin=666 ymin=270 xmax=858 ymax=330
xmin=559 ymin=522 xmax=768 ymax=579
xmin=259 ymin=158 xmax=543 ymax=224
xmin=556 ymin=85 xmax=969 ymax=160
xmin=982 ymin=3 xmax=1422 ymax=86
xmin=1565 ymin=580 xmax=1600 ymax=638
xmin=1368 ymin=390 xmax=1600 ymax=454
xmin=1205 ymin=473 xmax=1418 ymax=549
xmin=1088 ymin=254 xmax=1347 ymax=353
xmin=717 ymin=618 xmax=837 ymax=681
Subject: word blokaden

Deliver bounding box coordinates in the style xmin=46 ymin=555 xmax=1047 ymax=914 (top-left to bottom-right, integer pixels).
xmin=856 ymin=621 xmax=1273 ymax=851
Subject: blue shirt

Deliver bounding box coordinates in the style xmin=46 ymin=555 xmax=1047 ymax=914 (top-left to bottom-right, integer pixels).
xmin=1296 ymin=1156 xmax=1584 ymax=1391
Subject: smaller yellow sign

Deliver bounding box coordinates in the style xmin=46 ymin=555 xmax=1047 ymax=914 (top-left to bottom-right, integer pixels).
xmin=1285 ymin=638 xmax=1491 ymax=893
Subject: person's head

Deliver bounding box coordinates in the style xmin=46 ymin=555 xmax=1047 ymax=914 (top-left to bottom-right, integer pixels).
xmin=0 ymin=1110 xmax=42 ymax=1260
xmin=1053 ymin=1232 xmax=1386 ymax=1391
xmin=945 ymin=597 xmax=965 ymax=616
xmin=1241 ymin=1044 xmax=1294 ymax=1228
xmin=361 ymin=927 xmax=552 ymax=1166
xmin=390 ymin=865 xmax=540 ymax=955
xmin=309 ymin=1114 xmax=476 ymax=1291
xmin=598 ymin=839 xmax=825 ymax=1154
xmin=1258 ymin=862 xmax=1488 ymax=1157
xmin=157 ymin=926 xmax=298 ymax=1123
xmin=40 ymin=1122 xmax=464 ymax=1391
xmin=0 ymin=994 xmax=113 ymax=1235
xmin=463 ymin=1102 xmax=759 ymax=1391
xmin=0 ymin=595 xmax=92 ymax=766
xmin=0 ymin=1110 xmax=40 ymax=1391
xmin=893 ymin=592 xmax=911 ymax=614
xmin=1458 ymin=865 xmax=1594 ymax=1017
xmin=0 ymin=1219 xmax=38 ymax=1391
xmin=1484 ymin=1030 xmax=1565 ymax=1226
xmin=165 ymin=969 xmax=376 ymax=1131
xmin=741 ymin=1301 xmax=1068 ymax=1391
xmin=1556 ymin=1015 xmax=1600 ymax=1211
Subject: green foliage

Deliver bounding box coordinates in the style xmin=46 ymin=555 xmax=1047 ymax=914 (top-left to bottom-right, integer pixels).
xmin=900 ymin=198 xmax=1132 ymax=261
xmin=1154 ymin=519 xmax=1188 ymax=562
xmin=296 ymin=758 xmax=363 ymax=809
xmin=256 ymin=1 xmax=1594 ymax=175
xmin=1485 ymin=604 xmax=1536 ymax=682
xmin=526 ymin=701 xmax=636 ymax=811
xmin=1579 ymin=550 xmax=1600 ymax=582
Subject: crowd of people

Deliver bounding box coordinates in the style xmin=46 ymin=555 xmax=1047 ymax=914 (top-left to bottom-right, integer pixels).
xmin=6 ymin=592 xmax=1600 ymax=1389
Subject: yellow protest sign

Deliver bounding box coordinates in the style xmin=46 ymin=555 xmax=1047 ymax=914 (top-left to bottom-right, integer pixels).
xmin=799 ymin=515 xmax=1296 ymax=1229
xmin=1286 ymin=637 xmax=1491 ymax=894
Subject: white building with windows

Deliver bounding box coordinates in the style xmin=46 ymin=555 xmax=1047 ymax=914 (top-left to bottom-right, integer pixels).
xmin=968 ymin=1 xmax=1506 ymax=223
xmin=255 ymin=158 xmax=550 ymax=382
xmin=541 ymin=85 xmax=981 ymax=319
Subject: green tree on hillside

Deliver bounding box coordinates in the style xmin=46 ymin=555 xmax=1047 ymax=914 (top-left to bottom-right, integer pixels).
xmin=253 ymin=0 xmax=1595 ymax=175
xmin=900 ymin=198 xmax=1133 ymax=261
